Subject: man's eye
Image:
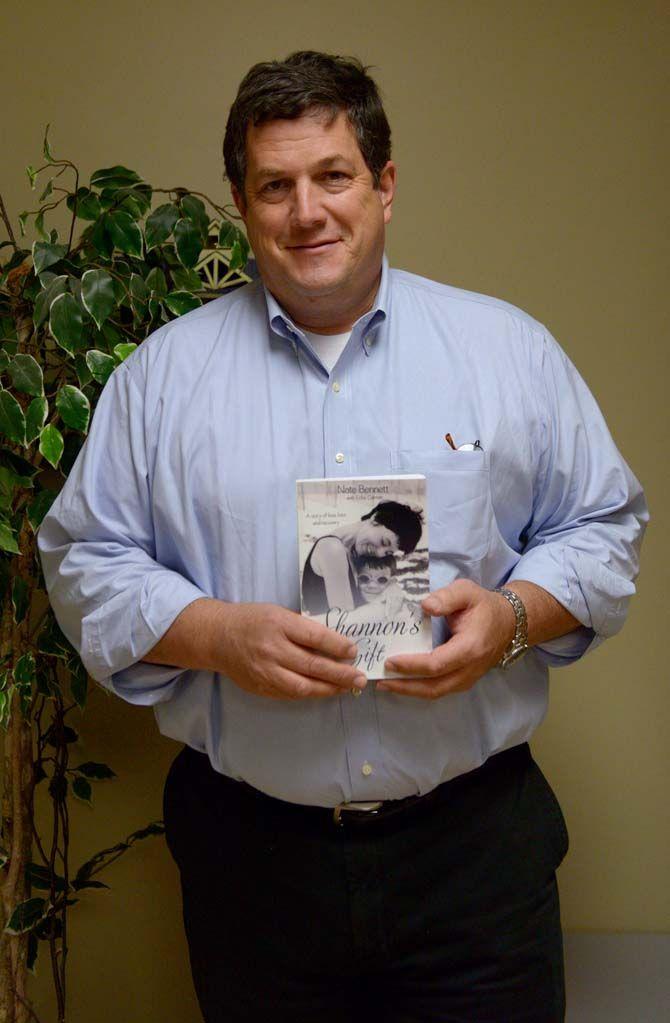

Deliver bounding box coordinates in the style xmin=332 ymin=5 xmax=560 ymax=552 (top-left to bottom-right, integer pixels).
xmin=324 ymin=171 xmax=347 ymax=183
xmin=261 ymin=180 xmax=288 ymax=197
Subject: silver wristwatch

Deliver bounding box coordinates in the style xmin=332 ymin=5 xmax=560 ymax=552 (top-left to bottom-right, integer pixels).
xmin=494 ymin=587 xmax=529 ymax=669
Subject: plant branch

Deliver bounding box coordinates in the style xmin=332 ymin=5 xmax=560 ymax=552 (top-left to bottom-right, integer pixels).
xmin=0 ymin=192 xmax=18 ymax=249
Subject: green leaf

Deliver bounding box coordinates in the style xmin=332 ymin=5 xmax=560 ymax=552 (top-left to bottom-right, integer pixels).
xmin=49 ymin=293 xmax=84 ymax=353
xmin=74 ymin=353 xmax=92 ymax=387
xmin=228 ymin=238 xmax=245 ymax=272
xmin=7 ymin=354 xmax=43 ymax=398
xmin=0 ymin=520 xmax=19 ymax=554
xmin=33 ymin=210 xmax=48 ymax=240
xmin=107 ymin=211 xmax=143 ymax=258
xmin=180 ymin=195 xmax=210 ymax=243
xmin=81 ymin=269 xmax=116 ymax=330
xmin=12 ymin=578 xmax=29 ymax=625
xmin=164 ymin=291 xmax=202 ymax=316
xmin=69 ymin=659 xmax=88 ymax=709
xmin=113 ymin=343 xmax=137 ymax=363
xmin=0 ymin=389 xmax=26 ymax=445
xmin=4 ymin=898 xmax=48 ymax=936
xmin=129 ymin=273 xmax=148 ymax=320
xmin=18 ymin=212 xmax=29 ymax=238
xmin=26 ymin=165 xmax=38 ymax=189
xmin=174 ymin=218 xmax=202 ymax=269
xmin=104 ymin=183 xmax=152 ymax=218
xmin=56 ymin=385 xmax=90 ymax=433
xmin=25 ymin=397 xmax=48 ymax=445
xmin=14 ymin=652 xmax=35 ymax=685
xmin=85 ymin=349 xmax=116 ymax=385
xmin=39 ymin=179 xmax=53 ymax=202
xmin=26 ymin=863 xmax=68 ymax=893
xmin=88 ymin=216 xmax=113 ymax=259
xmin=66 ymin=187 xmax=102 ymax=222
xmin=39 ymin=425 xmax=64 ymax=468
xmin=27 ymin=933 xmax=38 ymax=975
xmin=27 ymin=489 xmax=57 ymax=532
xmin=90 ymin=166 xmax=142 ymax=190
xmin=32 ymin=241 xmax=67 ymax=277
xmin=72 ymin=776 xmax=92 ymax=804
xmin=74 ymin=761 xmax=116 ymax=780
xmin=218 ymin=220 xmax=236 ymax=247
xmin=0 ymin=350 xmax=9 ymax=372
xmin=33 ymin=274 xmax=68 ymax=330
xmin=43 ymin=124 xmax=54 ymax=163
xmin=145 ymin=203 xmax=179 ymax=250
xmin=145 ymin=266 xmax=167 ymax=297
xmin=71 ymin=879 xmax=109 ymax=892
xmin=0 ymin=467 xmax=17 ymax=511
xmin=171 ymin=266 xmax=204 ymax=292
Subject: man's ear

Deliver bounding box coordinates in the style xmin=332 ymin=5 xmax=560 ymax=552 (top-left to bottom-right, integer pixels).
xmin=378 ymin=161 xmax=397 ymax=225
xmin=231 ymin=184 xmax=247 ymax=220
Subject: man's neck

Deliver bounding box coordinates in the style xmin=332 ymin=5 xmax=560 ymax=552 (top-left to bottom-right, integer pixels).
xmin=271 ymin=271 xmax=382 ymax=335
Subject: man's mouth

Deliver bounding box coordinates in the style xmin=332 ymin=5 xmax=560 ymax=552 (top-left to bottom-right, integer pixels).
xmin=287 ymin=239 xmax=339 ymax=252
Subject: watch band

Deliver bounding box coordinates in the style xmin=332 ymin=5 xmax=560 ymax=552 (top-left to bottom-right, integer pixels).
xmin=494 ymin=587 xmax=529 ymax=669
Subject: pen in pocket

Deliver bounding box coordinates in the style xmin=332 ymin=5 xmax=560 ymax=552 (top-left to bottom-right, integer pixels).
xmin=445 ymin=433 xmax=483 ymax=452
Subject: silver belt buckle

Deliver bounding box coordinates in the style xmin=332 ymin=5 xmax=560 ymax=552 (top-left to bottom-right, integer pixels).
xmin=333 ymin=800 xmax=384 ymax=827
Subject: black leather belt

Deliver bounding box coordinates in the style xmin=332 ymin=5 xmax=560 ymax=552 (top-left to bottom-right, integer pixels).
xmin=332 ymin=788 xmax=444 ymax=827
xmin=185 ymin=743 xmax=531 ymax=832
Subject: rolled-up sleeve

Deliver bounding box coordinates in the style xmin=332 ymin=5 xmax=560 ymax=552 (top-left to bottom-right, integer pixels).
xmin=37 ymin=360 xmax=207 ymax=704
xmin=508 ymin=331 xmax=648 ymax=665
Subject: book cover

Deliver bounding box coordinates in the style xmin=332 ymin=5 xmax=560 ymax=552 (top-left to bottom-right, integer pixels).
xmin=296 ymin=475 xmax=432 ymax=679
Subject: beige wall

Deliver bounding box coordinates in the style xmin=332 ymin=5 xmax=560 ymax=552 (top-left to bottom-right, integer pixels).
xmin=3 ymin=1 xmax=668 ymax=1018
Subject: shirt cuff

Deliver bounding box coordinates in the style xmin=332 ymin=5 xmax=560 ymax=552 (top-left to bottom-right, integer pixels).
xmin=82 ymin=572 xmax=207 ymax=704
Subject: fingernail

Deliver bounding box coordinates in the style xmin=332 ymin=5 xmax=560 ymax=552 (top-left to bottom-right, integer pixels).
xmin=423 ymin=599 xmax=439 ymax=613
xmin=347 ymin=644 xmax=358 ymax=657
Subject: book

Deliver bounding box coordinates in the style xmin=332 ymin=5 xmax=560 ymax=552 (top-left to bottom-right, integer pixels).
xmin=296 ymin=474 xmax=432 ymax=679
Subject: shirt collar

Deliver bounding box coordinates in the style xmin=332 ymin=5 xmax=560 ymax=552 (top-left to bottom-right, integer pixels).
xmin=263 ymin=254 xmax=390 ymax=349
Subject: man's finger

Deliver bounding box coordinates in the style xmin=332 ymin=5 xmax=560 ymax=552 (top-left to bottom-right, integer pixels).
xmin=274 ymin=666 xmax=354 ymax=700
xmin=285 ymin=613 xmax=358 ymax=660
xmin=422 ymin=579 xmax=480 ymax=616
xmin=376 ymin=667 xmax=476 ymax=700
xmin=385 ymin=634 xmax=470 ymax=677
xmin=284 ymin=647 xmax=367 ymax=689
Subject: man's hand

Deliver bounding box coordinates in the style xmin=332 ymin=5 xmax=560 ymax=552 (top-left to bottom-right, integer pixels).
xmin=144 ymin=597 xmax=367 ymax=701
xmin=378 ymin=580 xmax=515 ymax=699
xmin=218 ymin=602 xmax=367 ymax=700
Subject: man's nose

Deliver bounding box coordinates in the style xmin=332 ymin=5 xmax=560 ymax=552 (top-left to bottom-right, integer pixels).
xmin=291 ymin=181 xmax=325 ymax=228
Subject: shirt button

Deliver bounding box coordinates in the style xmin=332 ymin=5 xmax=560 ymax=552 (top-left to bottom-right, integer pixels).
xmin=332 ymin=381 xmax=341 ymax=393
xmin=361 ymin=762 xmax=373 ymax=777
xmin=335 ymin=452 xmax=345 ymax=464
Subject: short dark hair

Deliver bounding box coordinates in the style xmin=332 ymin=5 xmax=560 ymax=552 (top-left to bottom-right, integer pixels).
xmin=223 ymin=50 xmax=391 ymax=194
xmin=361 ymin=502 xmax=423 ymax=556
xmin=353 ymin=552 xmax=397 ymax=575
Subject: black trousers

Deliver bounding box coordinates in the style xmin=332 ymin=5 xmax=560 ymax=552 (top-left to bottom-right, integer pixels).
xmin=163 ymin=742 xmax=569 ymax=1023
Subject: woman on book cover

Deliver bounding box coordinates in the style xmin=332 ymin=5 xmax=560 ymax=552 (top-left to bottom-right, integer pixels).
xmin=301 ymin=501 xmax=423 ymax=616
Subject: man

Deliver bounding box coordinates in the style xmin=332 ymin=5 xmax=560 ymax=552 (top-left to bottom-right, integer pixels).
xmin=38 ymin=51 xmax=647 ymax=1022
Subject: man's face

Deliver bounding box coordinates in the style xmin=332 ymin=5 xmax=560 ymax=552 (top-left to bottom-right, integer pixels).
xmin=232 ymin=108 xmax=396 ymax=331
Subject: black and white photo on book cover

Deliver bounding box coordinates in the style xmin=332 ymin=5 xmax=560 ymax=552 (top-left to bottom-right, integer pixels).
xmin=296 ymin=475 xmax=432 ymax=679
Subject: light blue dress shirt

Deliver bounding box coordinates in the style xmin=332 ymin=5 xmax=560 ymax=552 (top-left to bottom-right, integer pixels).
xmin=38 ymin=258 xmax=647 ymax=806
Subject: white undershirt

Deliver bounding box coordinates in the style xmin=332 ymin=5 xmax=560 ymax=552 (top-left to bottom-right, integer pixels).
xmin=303 ymin=330 xmax=352 ymax=373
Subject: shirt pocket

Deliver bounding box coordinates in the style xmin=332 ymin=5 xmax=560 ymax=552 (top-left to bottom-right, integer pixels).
xmin=390 ymin=449 xmax=494 ymax=587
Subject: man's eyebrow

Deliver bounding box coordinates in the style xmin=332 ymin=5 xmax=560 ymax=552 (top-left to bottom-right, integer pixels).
xmin=253 ymin=155 xmax=353 ymax=181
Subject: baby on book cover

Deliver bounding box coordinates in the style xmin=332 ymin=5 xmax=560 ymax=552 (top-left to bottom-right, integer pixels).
xmin=296 ymin=475 xmax=432 ymax=679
